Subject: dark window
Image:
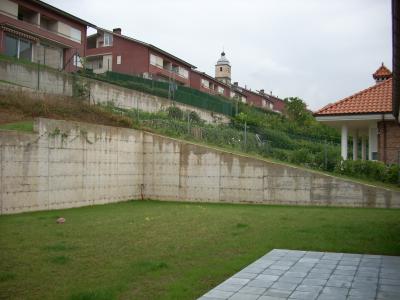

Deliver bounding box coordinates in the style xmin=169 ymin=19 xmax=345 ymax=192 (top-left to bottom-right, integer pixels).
xmin=5 ymin=35 xmax=32 ymax=61
xmin=220 ymin=67 xmax=222 ymax=71
xmin=19 ymin=39 xmax=32 ymax=60
xmin=5 ymin=35 xmax=18 ymax=58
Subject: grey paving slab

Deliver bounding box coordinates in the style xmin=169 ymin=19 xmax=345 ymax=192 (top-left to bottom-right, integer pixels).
xmin=197 ymin=249 xmax=400 ymax=300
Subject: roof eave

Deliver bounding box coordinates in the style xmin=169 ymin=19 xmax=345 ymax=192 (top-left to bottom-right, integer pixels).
xmin=30 ymin=0 xmax=95 ymax=27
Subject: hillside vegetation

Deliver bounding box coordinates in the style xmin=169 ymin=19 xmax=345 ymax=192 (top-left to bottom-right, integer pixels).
xmin=0 ymin=91 xmax=398 ymax=187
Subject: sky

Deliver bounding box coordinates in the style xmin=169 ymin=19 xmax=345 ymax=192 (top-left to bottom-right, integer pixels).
xmin=45 ymin=0 xmax=392 ymax=111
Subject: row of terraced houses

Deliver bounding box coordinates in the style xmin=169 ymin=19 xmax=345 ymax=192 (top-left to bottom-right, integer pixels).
xmin=0 ymin=0 xmax=285 ymax=113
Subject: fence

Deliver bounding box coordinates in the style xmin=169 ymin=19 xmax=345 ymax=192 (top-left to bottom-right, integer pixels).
xmin=80 ymin=70 xmax=235 ymax=117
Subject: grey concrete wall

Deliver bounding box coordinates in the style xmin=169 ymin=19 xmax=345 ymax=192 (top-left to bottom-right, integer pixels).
xmin=1 ymin=118 xmax=399 ymax=215
xmin=0 ymin=118 xmax=144 ymax=214
xmin=0 ymin=60 xmax=229 ymax=124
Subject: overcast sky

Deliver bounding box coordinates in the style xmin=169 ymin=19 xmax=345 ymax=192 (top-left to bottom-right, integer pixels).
xmin=45 ymin=0 xmax=392 ymax=111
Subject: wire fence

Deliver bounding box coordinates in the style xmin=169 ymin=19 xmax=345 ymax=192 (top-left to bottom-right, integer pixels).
xmin=135 ymin=114 xmax=341 ymax=172
xmin=79 ymin=70 xmax=235 ymax=117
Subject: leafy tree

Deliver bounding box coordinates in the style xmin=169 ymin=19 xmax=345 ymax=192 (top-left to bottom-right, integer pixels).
xmin=283 ymin=97 xmax=313 ymax=125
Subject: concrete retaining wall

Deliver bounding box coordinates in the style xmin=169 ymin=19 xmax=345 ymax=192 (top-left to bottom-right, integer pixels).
xmin=1 ymin=118 xmax=399 ymax=214
xmin=0 ymin=60 xmax=229 ymax=124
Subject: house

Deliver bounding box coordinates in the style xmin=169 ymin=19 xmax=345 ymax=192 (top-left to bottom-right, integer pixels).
xmin=315 ymin=64 xmax=400 ymax=165
xmin=85 ymin=27 xmax=195 ymax=87
xmin=0 ymin=0 xmax=93 ymax=71
xmin=240 ymin=86 xmax=275 ymax=111
xmin=190 ymin=69 xmax=231 ymax=98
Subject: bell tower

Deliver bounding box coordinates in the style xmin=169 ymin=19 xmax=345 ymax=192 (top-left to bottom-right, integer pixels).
xmin=215 ymin=51 xmax=231 ymax=85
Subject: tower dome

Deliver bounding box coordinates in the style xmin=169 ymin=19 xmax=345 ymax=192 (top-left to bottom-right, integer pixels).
xmin=216 ymin=51 xmax=230 ymax=66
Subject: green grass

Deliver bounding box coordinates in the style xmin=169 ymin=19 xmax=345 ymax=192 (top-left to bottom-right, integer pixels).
xmin=0 ymin=120 xmax=34 ymax=132
xmin=0 ymin=200 xmax=399 ymax=300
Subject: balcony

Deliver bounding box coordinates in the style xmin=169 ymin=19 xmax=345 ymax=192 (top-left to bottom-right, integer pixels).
xmin=0 ymin=4 xmax=82 ymax=46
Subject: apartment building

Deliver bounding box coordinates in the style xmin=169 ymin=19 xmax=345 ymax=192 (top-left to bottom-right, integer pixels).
xmin=85 ymin=27 xmax=194 ymax=86
xmin=190 ymin=70 xmax=232 ymax=99
xmin=0 ymin=0 xmax=93 ymax=71
xmin=239 ymin=86 xmax=275 ymax=111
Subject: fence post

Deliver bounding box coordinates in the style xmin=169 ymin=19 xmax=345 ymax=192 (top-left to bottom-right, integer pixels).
xmin=136 ymin=97 xmax=139 ymax=122
xmin=236 ymin=99 xmax=238 ymax=116
xmin=244 ymin=121 xmax=247 ymax=149
xmin=324 ymin=140 xmax=328 ymax=170
xmin=187 ymin=112 xmax=190 ymax=135
xmin=37 ymin=60 xmax=40 ymax=91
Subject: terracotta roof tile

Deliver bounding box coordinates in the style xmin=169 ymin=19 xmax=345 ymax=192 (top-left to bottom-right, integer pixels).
xmin=315 ymin=78 xmax=392 ymax=115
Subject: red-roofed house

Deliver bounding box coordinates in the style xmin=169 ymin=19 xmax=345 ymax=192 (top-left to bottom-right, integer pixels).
xmin=315 ymin=64 xmax=400 ymax=164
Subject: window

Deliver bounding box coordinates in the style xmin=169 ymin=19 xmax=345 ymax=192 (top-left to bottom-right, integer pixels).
xmin=5 ymin=35 xmax=18 ymax=58
xmin=19 ymin=39 xmax=32 ymax=60
xmin=178 ymin=67 xmax=188 ymax=79
xmin=103 ymin=33 xmax=113 ymax=47
xmin=73 ymin=55 xmax=82 ymax=68
xmin=150 ymin=54 xmax=163 ymax=67
xmin=117 ymin=55 xmax=122 ymax=65
xmin=217 ymin=86 xmax=224 ymax=94
xmin=201 ymin=79 xmax=210 ymax=88
xmin=220 ymin=67 xmax=222 ymax=71
xmin=5 ymin=35 xmax=32 ymax=61
xmin=70 ymin=27 xmax=81 ymax=42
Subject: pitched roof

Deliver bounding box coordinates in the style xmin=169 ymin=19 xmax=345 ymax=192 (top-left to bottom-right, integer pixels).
xmin=315 ymin=78 xmax=393 ymax=116
xmin=90 ymin=27 xmax=196 ymax=69
xmin=31 ymin=0 xmax=95 ymax=27
xmin=373 ymin=63 xmax=392 ymax=79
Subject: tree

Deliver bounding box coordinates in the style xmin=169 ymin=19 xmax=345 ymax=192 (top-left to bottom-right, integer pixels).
xmin=283 ymin=97 xmax=312 ymax=124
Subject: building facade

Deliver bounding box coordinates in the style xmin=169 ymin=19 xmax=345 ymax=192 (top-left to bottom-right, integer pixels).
xmin=0 ymin=0 xmax=92 ymax=71
xmin=85 ymin=27 xmax=194 ymax=86
xmin=190 ymin=69 xmax=231 ymax=98
xmin=315 ymin=64 xmax=400 ymax=165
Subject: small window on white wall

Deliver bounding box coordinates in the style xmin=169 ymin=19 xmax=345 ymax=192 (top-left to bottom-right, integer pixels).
xmin=116 ymin=55 xmax=121 ymax=65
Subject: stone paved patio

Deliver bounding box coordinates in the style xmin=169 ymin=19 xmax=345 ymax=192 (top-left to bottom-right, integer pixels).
xmin=198 ymin=249 xmax=400 ymax=300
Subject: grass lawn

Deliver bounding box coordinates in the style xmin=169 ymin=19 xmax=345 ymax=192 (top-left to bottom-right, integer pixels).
xmin=0 ymin=201 xmax=399 ymax=300
xmin=0 ymin=120 xmax=34 ymax=132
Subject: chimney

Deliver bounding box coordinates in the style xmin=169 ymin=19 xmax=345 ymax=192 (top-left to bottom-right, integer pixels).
xmin=233 ymin=82 xmax=238 ymax=86
xmin=113 ymin=28 xmax=122 ymax=35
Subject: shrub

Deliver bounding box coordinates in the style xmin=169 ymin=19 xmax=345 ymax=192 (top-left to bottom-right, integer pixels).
xmin=189 ymin=111 xmax=202 ymax=124
xmin=288 ymin=148 xmax=314 ymax=166
xmin=167 ymin=106 xmax=183 ymax=120
xmin=334 ymin=160 xmax=399 ymax=184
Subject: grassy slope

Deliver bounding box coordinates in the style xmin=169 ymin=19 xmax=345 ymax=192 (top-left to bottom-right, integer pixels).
xmin=1 ymin=118 xmax=399 ymax=191
xmin=0 ymin=201 xmax=399 ymax=300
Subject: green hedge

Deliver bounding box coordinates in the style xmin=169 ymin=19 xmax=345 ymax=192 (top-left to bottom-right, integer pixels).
xmin=334 ymin=160 xmax=400 ymax=184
